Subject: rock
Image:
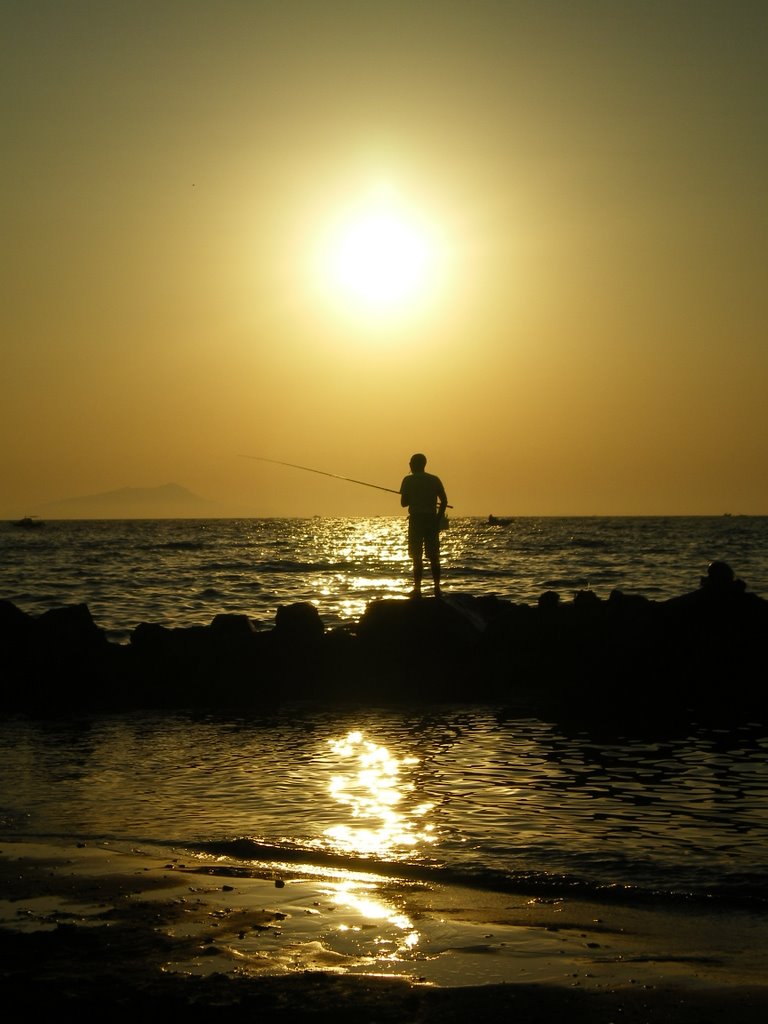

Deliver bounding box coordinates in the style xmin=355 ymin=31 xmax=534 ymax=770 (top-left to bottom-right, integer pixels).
xmin=1 ymin=565 xmax=766 ymax=721
xmin=273 ymin=602 xmax=324 ymax=643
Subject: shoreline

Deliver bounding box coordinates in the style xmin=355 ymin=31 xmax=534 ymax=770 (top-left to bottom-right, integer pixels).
xmin=2 ymin=839 xmax=767 ymax=1019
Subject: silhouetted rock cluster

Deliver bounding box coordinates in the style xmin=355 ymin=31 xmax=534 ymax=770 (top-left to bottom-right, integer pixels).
xmin=1 ymin=562 xmax=765 ymax=724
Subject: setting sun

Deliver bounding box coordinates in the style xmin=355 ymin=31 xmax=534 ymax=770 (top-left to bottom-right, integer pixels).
xmin=333 ymin=208 xmax=429 ymax=307
xmin=317 ymin=185 xmax=440 ymax=318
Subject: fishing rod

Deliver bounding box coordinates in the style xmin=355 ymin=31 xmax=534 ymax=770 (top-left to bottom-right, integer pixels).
xmin=238 ymin=454 xmax=399 ymax=495
xmin=238 ymin=454 xmax=453 ymax=507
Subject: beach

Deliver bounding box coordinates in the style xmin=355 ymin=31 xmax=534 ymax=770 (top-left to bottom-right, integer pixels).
xmin=3 ymin=518 xmax=768 ymax=1018
xmin=3 ymin=838 xmax=767 ymax=1021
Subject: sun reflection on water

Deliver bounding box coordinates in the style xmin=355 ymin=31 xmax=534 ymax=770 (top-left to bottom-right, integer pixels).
xmin=315 ymin=577 xmax=404 ymax=622
xmin=258 ymin=726 xmax=437 ymax=970
xmin=322 ymin=730 xmax=436 ymax=860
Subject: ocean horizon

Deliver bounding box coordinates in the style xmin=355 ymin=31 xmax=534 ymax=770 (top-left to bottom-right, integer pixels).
xmin=3 ymin=514 xmax=767 ymax=642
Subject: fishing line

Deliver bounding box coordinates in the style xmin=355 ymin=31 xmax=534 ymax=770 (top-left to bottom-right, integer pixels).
xmin=238 ymin=454 xmax=400 ymax=494
xmin=238 ymin=454 xmax=453 ymax=507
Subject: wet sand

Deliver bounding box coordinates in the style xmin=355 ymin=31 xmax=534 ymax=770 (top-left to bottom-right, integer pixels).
xmin=2 ymin=839 xmax=767 ymax=1020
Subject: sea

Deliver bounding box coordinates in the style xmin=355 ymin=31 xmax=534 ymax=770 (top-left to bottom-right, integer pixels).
xmin=1 ymin=515 xmax=768 ymax=961
xmin=3 ymin=514 xmax=767 ymax=643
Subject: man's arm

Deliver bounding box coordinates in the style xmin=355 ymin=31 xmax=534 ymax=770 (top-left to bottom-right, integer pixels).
xmin=400 ymin=476 xmax=410 ymax=508
xmin=437 ymin=479 xmax=448 ymax=517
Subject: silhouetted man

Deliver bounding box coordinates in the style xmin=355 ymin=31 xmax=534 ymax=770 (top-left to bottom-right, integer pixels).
xmin=400 ymin=453 xmax=448 ymax=598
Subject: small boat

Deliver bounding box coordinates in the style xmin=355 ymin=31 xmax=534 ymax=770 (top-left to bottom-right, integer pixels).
xmin=11 ymin=516 xmax=44 ymax=529
xmin=487 ymin=514 xmax=513 ymax=526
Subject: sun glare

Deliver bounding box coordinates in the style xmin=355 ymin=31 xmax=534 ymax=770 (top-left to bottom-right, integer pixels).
xmin=334 ymin=211 xmax=428 ymax=305
xmin=317 ymin=184 xmax=441 ymax=319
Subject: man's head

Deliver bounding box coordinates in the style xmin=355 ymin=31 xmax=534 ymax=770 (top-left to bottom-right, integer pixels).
xmin=409 ymin=453 xmax=427 ymax=472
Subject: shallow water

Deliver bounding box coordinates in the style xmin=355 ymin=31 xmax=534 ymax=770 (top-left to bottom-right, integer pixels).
xmin=2 ymin=707 xmax=766 ymax=912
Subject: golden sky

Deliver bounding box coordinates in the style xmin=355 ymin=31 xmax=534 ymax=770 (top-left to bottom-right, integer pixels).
xmin=2 ymin=1 xmax=766 ymax=517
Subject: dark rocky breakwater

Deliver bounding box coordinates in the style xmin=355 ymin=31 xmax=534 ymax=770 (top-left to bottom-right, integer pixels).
xmin=1 ymin=562 xmax=765 ymax=725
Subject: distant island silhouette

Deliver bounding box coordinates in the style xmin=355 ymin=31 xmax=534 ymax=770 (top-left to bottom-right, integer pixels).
xmin=37 ymin=483 xmax=219 ymax=519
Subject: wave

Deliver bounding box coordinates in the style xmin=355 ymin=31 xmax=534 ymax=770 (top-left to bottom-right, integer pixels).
xmin=177 ymin=836 xmax=768 ymax=914
xmin=448 ymin=565 xmax=511 ymax=579
xmin=145 ymin=540 xmax=207 ymax=551
xmin=252 ymin=559 xmax=323 ymax=573
xmin=539 ymin=577 xmax=590 ymax=590
xmin=251 ymin=559 xmax=366 ymax=575
xmin=568 ymin=537 xmax=610 ymax=549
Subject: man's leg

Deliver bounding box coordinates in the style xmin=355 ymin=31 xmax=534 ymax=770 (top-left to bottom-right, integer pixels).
xmin=408 ymin=518 xmax=424 ymax=597
xmin=429 ymin=556 xmax=442 ymax=597
xmin=425 ymin=530 xmax=441 ymax=597
xmin=412 ymin=553 xmax=424 ymax=596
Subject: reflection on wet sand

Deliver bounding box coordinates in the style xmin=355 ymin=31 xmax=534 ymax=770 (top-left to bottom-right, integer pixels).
xmin=319 ymin=879 xmax=420 ymax=962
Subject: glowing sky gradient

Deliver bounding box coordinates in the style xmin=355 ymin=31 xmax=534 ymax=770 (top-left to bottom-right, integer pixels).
xmin=3 ymin=1 xmax=766 ymax=517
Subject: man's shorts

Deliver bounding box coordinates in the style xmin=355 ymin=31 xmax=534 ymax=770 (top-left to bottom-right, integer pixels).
xmin=408 ymin=513 xmax=440 ymax=560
